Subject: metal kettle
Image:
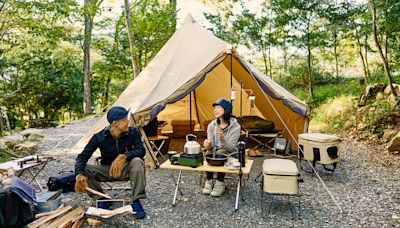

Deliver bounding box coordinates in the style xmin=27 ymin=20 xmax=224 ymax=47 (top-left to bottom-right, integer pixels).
xmin=184 ymin=134 xmax=201 ymax=154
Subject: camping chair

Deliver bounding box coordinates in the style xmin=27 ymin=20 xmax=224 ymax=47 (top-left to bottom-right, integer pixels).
xmin=94 ymin=157 xmax=131 ymax=190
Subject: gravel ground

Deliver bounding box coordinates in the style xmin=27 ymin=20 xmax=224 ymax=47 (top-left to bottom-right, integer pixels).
xmin=22 ymin=118 xmax=400 ymax=227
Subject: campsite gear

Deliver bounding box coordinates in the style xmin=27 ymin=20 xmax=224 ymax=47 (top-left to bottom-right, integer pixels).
xmin=47 ymin=171 xmax=76 ymax=193
xmin=298 ymin=133 xmax=340 ymax=172
xmin=131 ymin=200 xmax=145 ymax=219
xmin=75 ymin=174 xmax=88 ymax=193
xmin=206 ymin=153 xmax=228 ymax=166
xmin=143 ymin=117 xmax=158 ymax=137
xmin=168 ymin=151 xmax=177 ymax=160
xmin=0 ymin=176 xmax=35 ymax=227
xmin=174 ymin=153 xmax=203 ymax=168
xmin=75 ymin=126 xmax=145 ymax=175
xmin=97 ymin=197 xmax=112 ymax=209
xmin=35 ymin=191 xmax=62 ymax=213
xmin=258 ymin=159 xmax=301 ymax=219
xmin=238 ymin=141 xmax=246 ymax=167
xmin=0 ymin=155 xmax=54 ymax=191
xmin=210 ymin=180 xmax=225 ymax=197
xmin=171 ymin=120 xmax=196 ymax=137
xmin=262 ymin=159 xmax=299 ymax=195
xmin=184 ymin=134 xmax=201 ymax=154
xmin=271 ymin=137 xmax=291 ymax=155
xmin=109 ymin=154 xmax=127 ymax=178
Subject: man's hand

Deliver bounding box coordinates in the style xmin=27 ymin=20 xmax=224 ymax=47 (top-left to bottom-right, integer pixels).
xmin=75 ymin=174 xmax=88 ymax=193
xmin=109 ymin=154 xmax=127 ymax=178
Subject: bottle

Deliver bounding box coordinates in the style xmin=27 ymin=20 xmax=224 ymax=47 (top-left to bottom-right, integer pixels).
xmin=238 ymin=141 xmax=246 ymax=167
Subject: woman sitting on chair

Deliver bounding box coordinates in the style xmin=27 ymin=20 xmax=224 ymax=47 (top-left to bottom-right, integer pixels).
xmin=203 ymin=98 xmax=241 ymax=196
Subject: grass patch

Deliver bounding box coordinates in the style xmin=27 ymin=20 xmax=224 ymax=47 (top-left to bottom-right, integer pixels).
xmin=292 ymin=77 xmax=364 ymax=107
xmin=308 ymin=95 xmax=358 ymax=133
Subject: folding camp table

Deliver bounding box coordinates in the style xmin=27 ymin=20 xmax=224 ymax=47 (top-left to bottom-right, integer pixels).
xmin=147 ymin=135 xmax=169 ymax=162
xmin=242 ymin=129 xmax=279 ymax=150
xmin=0 ymin=155 xmax=54 ymax=191
xmin=160 ymin=159 xmax=253 ymax=211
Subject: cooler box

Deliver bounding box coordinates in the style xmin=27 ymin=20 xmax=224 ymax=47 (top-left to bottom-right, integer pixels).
xmin=298 ymin=133 xmax=340 ymax=165
xmin=263 ymin=159 xmax=298 ymax=195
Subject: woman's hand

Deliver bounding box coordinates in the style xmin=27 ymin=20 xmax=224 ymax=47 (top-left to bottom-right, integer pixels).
xmin=204 ymin=139 xmax=212 ymax=149
xmin=215 ymin=127 xmax=224 ymax=140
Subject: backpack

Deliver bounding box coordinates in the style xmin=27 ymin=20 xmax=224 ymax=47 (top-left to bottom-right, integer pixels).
xmin=47 ymin=171 xmax=76 ymax=193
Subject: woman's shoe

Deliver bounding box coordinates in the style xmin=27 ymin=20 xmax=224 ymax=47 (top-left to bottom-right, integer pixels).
xmin=203 ymin=179 xmax=213 ymax=194
xmin=210 ymin=180 xmax=225 ymax=197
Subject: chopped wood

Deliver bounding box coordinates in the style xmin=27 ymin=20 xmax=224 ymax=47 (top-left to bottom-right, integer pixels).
xmin=71 ymin=218 xmax=84 ymax=228
xmin=71 ymin=212 xmax=84 ymax=223
xmin=27 ymin=205 xmax=72 ymax=228
xmin=87 ymin=218 xmax=102 ymax=226
xmin=35 ymin=204 xmax=64 ymax=219
xmin=86 ymin=205 xmax=133 ymax=218
xmin=48 ymin=206 xmax=84 ymax=228
xmin=85 ymin=187 xmax=112 ymax=199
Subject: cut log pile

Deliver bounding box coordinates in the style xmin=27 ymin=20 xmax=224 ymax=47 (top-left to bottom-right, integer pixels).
xmin=28 ymin=205 xmax=84 ymax=228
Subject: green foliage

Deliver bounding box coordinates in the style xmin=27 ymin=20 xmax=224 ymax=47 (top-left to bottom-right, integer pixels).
xmin=361 ymin=100 xmax=395 ymax=133
xmin=290 ymin=77 xmax=364 ymax=107
xmin=309 ymin=95 xmax=357 ymax=133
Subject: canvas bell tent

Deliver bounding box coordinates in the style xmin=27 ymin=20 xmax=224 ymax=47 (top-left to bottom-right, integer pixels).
xmin=71 ymin=14 xmax=310 ymax=167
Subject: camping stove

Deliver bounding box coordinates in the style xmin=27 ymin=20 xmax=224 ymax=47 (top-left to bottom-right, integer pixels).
xmin=171 ymin=153 xmax=203 ymax=168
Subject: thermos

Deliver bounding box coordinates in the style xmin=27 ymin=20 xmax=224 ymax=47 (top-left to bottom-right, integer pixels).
xmin=238 ymin=141 xmax=246 ymax=167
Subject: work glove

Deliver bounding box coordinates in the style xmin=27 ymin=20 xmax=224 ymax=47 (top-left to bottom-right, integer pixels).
xmin=75 ymin=174 xmax=88 ymax=193
xmin=109 ymin=154 xmax=127 ymax=179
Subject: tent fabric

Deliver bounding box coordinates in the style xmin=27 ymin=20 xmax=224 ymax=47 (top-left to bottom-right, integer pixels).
xmin=71 ymin=14 xmax=310 ymax=154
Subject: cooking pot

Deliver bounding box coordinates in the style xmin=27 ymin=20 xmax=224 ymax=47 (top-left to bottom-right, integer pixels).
xmin=184 ymin=134 xmax=201 ymax=154
xmin=206 ymin=149 xmax=239 ymax=166
xmin=206 ymin=153 xmax=228 ymax=166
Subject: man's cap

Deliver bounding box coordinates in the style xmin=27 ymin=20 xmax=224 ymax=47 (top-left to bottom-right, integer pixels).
xmin=212 ymin=98 xmax=232 ymax=113
xmin=107 ymin=106 xmax=129 ymax=123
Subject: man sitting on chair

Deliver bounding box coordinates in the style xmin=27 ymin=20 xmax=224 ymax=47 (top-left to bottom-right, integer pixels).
xmin=74 ymin=106 xmax=146 ymax=219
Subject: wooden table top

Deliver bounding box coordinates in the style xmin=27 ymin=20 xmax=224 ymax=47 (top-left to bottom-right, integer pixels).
xmin=160 ymin=159 xmax=253 ymax=175
xmin=0 ymin=156 xmax=53 ymax=171
xmin=147 ymin=135 xmax=169 ymax=141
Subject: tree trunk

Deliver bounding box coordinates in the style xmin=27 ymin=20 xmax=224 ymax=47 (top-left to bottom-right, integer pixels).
xmin=364 ymin=33 xmax=370 ymax=78
xmin=333 ymin=28 xmax=339 ymax=78
xmin=4 ymin=110 xmax=10 ymax=130
xmin=0 ymin=107 xmax=3 ymax=133
xmin=124 ymin=0 xmax=140 ymax=79
xmin=268 ymin=45 xmax=273 ymax=79
xmin=83 ymin=0 xmax=92 ymax=114
xmin=369 ymin=0 xmax=395 ymax=95
xmin=355 ymin=26 xmax=369 ymax=83
xmin=384 ymin=0 xmax=388 ymax=61
xmin=261 ymin=48 xmax=268 ymax=76
xmin=101 ymin=77 xmax=111 ymax=110
xmin=20 ymin=108 xmax=25 ymax=130
xmin=306 ymin=21 xmax=313 ymax=99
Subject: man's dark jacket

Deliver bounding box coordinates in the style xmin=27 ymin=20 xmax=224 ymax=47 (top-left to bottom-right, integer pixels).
xmin=75 ymin=126 xmax=145 ymax=175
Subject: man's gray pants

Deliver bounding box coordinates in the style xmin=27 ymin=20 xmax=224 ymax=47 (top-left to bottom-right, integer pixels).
xmin=84 ymin=157 xmax=146 ymax=202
